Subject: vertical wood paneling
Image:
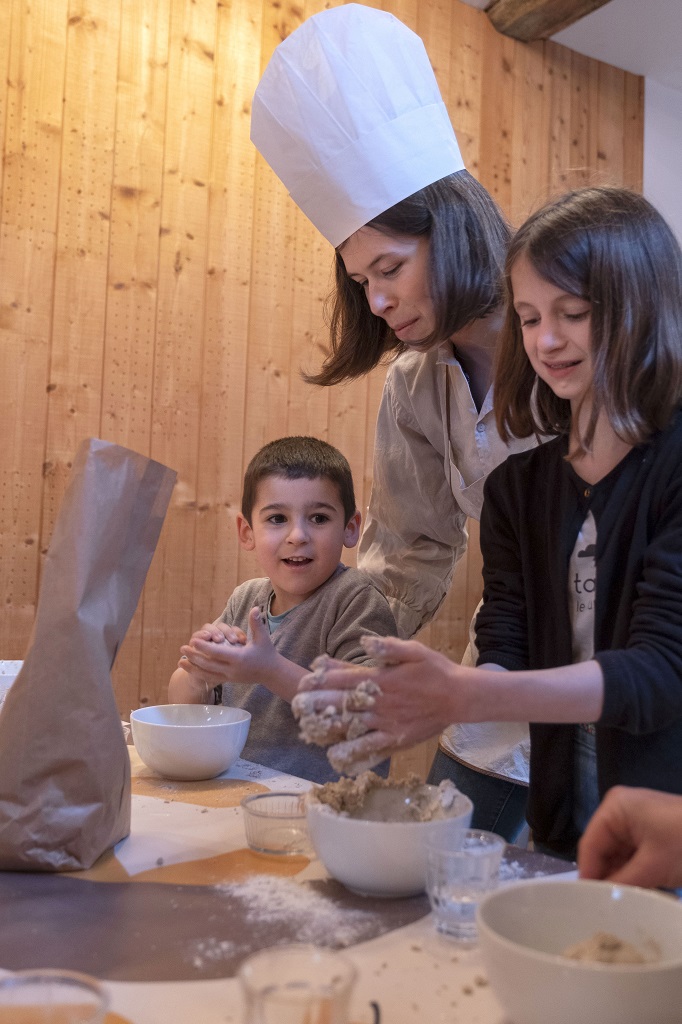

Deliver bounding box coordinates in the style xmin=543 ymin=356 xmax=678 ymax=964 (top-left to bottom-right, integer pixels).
xmin=478 ymin=17 xmax=516 ymax=212
xmin=139 ymin=0 xmax=217 ymax=702
xmin=585 ymin=55 xmax=601 ymax=179
xmin=510 ymin=40 xmax=549 ymax=225
xmin=546 ymin=41 xmax=573 ymax=193
xmin=44 ymin=0 xmax=121 ymax=540
xmin=105 ymin=0 xmax=171 ymax=717
xmin=568 ymin=49 xmax=592 ymax=192
xmin=448 ymin=2 xmax=483 ymax=174
xmin=0 ymin=3 xmax=12 ymax=201
xmin=0 ymin=0 xmax=645 ymax=719
xmin=419 ymin=0 xmax=453 ymax=102
xmin=596 ymin=62 xmax=625 ymax=185
xmin=0 ymin=0 xmax=68 ymax=647
xmin=284 ymin=220 xmax=332 ymax=443
xmin=103 ymin=0 xmax=170 ymax=455
xmin=623 ymin=73 xmax=644 ymax=192
xmin=191 ymin=0 xmax=263 ymax=633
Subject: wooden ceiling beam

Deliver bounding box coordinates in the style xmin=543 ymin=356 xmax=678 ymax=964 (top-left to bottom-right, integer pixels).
xmin=485 ymin=0 xmax=613 ymax=42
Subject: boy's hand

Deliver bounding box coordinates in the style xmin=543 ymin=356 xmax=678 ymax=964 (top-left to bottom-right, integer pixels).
xmin=188 ymin=622 xmax=248 ymax=647
xmin=180 ymin=607 xmax=279 ymax=687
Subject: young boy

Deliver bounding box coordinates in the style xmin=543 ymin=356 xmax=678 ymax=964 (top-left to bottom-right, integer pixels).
xmin=168 ymin=436 xmax=396 ymax=782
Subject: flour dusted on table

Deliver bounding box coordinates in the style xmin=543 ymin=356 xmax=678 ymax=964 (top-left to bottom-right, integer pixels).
xmin=216 ymin=875 xmax=377 ymax=947
xmin=189 ymin=937 xmax=238 ymax=970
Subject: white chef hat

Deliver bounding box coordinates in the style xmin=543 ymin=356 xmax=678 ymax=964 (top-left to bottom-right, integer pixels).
xmin=251 ymin=3 xmax=465 ymax=248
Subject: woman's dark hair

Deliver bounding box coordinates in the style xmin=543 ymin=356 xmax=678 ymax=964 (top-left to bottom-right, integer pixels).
xmin=304 ymin=171 xmax=511 ymax=385
xmin=495 ymin=186 xmax=682 ymax=452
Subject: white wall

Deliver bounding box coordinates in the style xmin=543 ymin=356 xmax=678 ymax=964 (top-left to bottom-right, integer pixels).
xmin=552 ymin=0 xmax=682 ymax=95
xmin=459 ymin=0 xmax=682 ymax=243
xmin=548 ymin=0 xmax=682 ymax=244
xmin=643 ymin=79 xmax=682 ymax=245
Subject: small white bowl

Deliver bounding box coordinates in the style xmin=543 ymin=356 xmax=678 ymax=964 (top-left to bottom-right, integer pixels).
xmin=130 ymin=704 xmax=250 ymax=781
xmin=477 ymin=879 xmax=682 ymax=1024
xmin=306 ymin=784 xmax=473 ymax=898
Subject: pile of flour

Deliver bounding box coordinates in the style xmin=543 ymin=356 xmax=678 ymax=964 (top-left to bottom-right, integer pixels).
xmin=215 ymin=874 xmax=378 ymax=947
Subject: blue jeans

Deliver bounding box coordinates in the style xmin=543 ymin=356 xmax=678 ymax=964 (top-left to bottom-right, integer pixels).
xmin=427 ymin=749 xmax=529 ymax=844
xmin=573 ymin=726 xmax=599 ymax=835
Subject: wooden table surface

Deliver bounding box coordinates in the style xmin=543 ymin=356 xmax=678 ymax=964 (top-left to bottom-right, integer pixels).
xmin=0 ymin=748 xmax=576 ymax=1023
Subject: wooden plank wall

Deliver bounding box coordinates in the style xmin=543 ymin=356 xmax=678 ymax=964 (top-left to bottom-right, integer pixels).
xmin=0 ymin=0 xmax=643 ymax=726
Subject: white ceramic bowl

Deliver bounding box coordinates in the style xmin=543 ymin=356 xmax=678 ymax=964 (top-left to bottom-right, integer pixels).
xmin=477 ymin=879 xmax=682 ymax=1024
xmin=306 ymin=785 xmax=473 ymax=897
xmin=130 ymin=704 xmax=250 ymax=781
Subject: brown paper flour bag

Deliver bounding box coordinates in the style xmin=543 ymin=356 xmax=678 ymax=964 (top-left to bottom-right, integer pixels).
xmin=0 ymin=439 xmax=176 ymax=870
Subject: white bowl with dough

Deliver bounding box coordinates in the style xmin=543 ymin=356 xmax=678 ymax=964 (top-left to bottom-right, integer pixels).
xmin=306 ymin=780 xmax=473 ymax=898
xmin=130 ymin=704 xmax=251 ymax=781
xmin=477 ymin=879 xmax=682 ymax=1024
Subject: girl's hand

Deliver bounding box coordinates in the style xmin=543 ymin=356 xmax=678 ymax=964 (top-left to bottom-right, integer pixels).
xmin=292 ymin=635 xmax=467 ymax=774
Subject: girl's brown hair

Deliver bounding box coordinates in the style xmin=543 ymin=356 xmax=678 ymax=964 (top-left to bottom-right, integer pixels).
xmin=495 ymin=187 xmax=682 ymax=451
xmin=304 ymin=171 xmax=511 ymax=386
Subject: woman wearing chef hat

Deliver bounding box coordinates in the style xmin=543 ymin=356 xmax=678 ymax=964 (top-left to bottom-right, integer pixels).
xmin=251 ymin=3 xmax=534 ymax=841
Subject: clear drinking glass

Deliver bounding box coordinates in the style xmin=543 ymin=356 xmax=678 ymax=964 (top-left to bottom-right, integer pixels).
xmin=241 ymin=792 xmax=311 ymax=856
xmin=0 ymin=969 xmax=108 ymax=1024
xmin=426 ymin=829 xmax=506 ymax=946
xmin=239 ymin=944 xmax=357 ymax=1024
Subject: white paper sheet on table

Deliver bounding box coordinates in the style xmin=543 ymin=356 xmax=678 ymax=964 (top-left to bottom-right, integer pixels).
xmin=228 ymin=757 xmax=314 ymax=793
xmin=117 ymin=757 xmax=312 ymax=876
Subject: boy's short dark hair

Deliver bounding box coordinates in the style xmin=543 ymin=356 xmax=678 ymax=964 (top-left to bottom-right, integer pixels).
xmin=241 ymin=436 xmax=357 ymax=526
